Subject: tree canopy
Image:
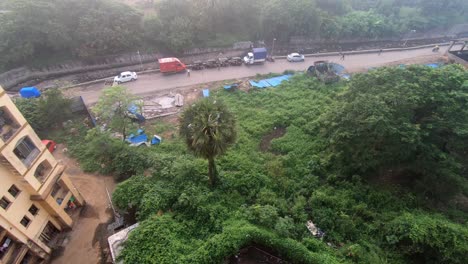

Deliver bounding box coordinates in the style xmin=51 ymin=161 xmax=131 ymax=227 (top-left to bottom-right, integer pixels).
xmin=320 ymin=65 xmax=468 ymax=199
xmin=93 ymin=66 xmax=468 ymax=263
xmin=1 ymin=0 xmax=467 ymax=70
xmin=180 ymin=98 xmax=237 ymax=186
xmin=92 ymin=85 xmax=138 ymax=140
xmin=15 ymin=89 xmax=72 ymax=136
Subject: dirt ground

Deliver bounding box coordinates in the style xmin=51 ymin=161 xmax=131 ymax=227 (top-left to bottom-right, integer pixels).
xmin=50 ymin=145 xmax=116 ymax=264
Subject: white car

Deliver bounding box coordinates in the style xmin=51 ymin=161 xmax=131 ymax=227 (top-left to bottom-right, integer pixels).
xmin=287 ymin=53 xmax=305 ymax=62
xmin=114 ymin=71 xmax=138 ymax=84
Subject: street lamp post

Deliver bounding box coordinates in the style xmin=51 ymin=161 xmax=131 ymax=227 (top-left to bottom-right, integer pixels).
xmin=403 ymin=29 xmax=416 ymax=47
xmin=271 ymin=38 xmax=276 ymax=58
xmin=137 ymin=50 xmax=143 ymax=71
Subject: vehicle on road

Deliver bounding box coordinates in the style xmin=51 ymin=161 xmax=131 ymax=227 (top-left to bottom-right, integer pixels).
xmin=244 ymin=47 xmax=267 ymax=65
xmin=158 ymin=57 xmax=187 ymax=73
xmin=217 ymin=57 xmax=230 ymax=67
xmin=204 ymin=59 xmax=219 ymax=69
xmin=287 ymin=53 xmax=305 ymax=62
xmin=228 ymin=57 xmax=243 ymax=66
xmin=191 ymin=61 xmax=204 ymax=70
xmin=114 ymin=71 xmax=137 ymax=84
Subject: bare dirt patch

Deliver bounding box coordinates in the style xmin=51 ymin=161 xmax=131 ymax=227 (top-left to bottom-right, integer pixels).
xmin=260 ymin=127 xmax=286 ymax=152
xmin=352 ymin=54 xmax=449 ymax=72
xmin=50 ymin=144 xmax=115 ymax=264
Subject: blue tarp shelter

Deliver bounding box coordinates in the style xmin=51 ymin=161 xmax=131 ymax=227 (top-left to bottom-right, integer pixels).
xmin=127 ymin=103 xmax=145 ymax=122
xmin=425 ymin=63 xmax=442 ymax=68
xmin=223 ymin=83 xmax=239 ymax=90
xmin=203 ymin=89 xmax=210 ymax=97
xmin=127 ymin=133 xmax=148 ymax=144
xmin=249 ymin=75 xmax=291 ymax=89
xmin=151 ymin=135 xmax=162 ymax=145
xmin=19 ymin=87 xmax=41 ymax=98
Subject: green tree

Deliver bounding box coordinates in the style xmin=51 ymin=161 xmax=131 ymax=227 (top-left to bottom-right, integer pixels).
xmin=261 ymin=0 xmax=322 ymax=41
xmin=320 ymin=65 xmax=468 ymax=199
xmin=15 ymin=89 xmax=72 ymax=135
xmin=180 ymin=98 xmax=236 ymax=186
xmin=92 ymin=86 xmax=138 ymax=140
xmin=37 ymin=89 xmax=73 ymax=128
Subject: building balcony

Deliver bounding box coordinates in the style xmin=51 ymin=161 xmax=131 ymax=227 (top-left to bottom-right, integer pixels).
xmin=0 ymin=125 xmax=47 ymax=176
xmin=29 ymin=164 xmax=65 ymax=201
xmin=0 ymin=96 xmax=29 ymax=150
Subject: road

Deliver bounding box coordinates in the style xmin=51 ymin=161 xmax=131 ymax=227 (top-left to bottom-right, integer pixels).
xmin=68 ymin=45 xmax=455 ymax=105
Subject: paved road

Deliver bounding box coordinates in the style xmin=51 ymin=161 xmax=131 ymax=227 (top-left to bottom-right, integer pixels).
xmin=72 ymin=45 xmax=456 ymax=105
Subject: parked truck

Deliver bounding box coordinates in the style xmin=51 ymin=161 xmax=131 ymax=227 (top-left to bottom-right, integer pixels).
xmin=158 ymin=57 xmax=187 ymax=73
xmin=243 ymin=47 xmax=267 ymax=65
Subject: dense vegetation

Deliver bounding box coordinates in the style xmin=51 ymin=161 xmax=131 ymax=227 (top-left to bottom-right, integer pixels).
xmin=1 ymin=0 xmax=467 ymax=70
xmin=15 ymin=89 xmax=73 ymax=137
xmin=45 ymin=65 xmax=468 ymax=263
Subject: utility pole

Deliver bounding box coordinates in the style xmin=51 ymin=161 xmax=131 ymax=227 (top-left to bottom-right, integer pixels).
xmin=403 ymin=29 xmax=416 ymax=47
xmin=271 ymin=38 xmax=277 ymax=58
xmin=137 ymin=50 xmax=143 ymax=71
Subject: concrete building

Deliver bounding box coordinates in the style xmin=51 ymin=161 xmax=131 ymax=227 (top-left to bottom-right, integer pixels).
xmin=0 ymin=86 xmax=84 ymax=263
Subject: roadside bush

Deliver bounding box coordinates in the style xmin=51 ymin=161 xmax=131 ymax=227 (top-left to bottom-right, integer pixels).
xmin=385 ymin=212 xmax=468 ymax=264
xmin=15 ymin=89 xmax=72 ymax=136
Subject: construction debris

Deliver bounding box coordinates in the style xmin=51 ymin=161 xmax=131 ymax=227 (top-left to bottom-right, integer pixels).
xmin=306 ymin=220 xmax=325 ymax=239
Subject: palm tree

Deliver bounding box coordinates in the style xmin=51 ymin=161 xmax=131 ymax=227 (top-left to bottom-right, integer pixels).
xmin=180 ymin=98 xmax=236 ymax=186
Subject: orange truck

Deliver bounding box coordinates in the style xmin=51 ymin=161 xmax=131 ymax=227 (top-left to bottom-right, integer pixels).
xmin=158 ymin=57 xmax=187 ymax=73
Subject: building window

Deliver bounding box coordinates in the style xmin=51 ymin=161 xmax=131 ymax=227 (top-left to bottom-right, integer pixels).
xmin=0 ymin=196 xmax=11 ymax=210
xmin=50 ymin=183 xmax=61 ymax=198
xmin=34 ymin=160 xmax=52 ymax=183
xmin=28 ymin=204 xmax=39 ymax=216
xmin=0 ymin=107 xmax=20 ymax=142
xmin=0 ymin=236 xmax=13 ymax=259
xmin=7 ymin=185 xmax=20 ymax=198
xmin=20 ymin=216 xmax=31 ymax=228
xmin=13 ymin=137 xmax=40 ymax=167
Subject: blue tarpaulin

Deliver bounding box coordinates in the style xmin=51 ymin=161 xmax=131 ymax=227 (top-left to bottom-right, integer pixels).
xmin=425 ymin=63 xmax=442 ymax=68
xmin=203 ymin=89 xmax=210 ymax=97
xmin=19 ymin=87 xmax=41 ymax=98
xmin=127 ymin=133 xmax=148 ymax=144
xmin=151 ymin=135 xmax=162 ymax=145
xmin=249 ymin=75 xmax=291 ymax=89
xmin=127 ymin=103 xmax=145 ymax=122
xmin=223 ymin=83 xmax=239 ymax=90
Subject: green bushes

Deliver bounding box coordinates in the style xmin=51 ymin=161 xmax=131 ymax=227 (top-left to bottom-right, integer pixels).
xmin=120 ymin=216 xmax=342 ymax=264
xmin=111 ymin=69 xmax=468 ymax=263
xmin=385 ymin=212 xmax=468 ymax=264
xmin=15 ymin=89 xmax=72 ymax=136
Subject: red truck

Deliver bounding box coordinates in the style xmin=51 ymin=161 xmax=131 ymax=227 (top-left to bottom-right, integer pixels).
xmin=158 ymin=57 xmax=187 ymax=73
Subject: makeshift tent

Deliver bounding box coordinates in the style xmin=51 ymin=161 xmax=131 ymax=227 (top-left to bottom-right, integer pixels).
xmin=19 ymin=87 xmax=41 ymax=98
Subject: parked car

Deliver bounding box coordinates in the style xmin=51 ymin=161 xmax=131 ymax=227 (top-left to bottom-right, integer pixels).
xmin=228 ymin=57 xmax=243 ymax=66
xmin=287 ymin=53 xmax=305 ymax=62
xmin=114 ymin=71 xmax=137 ymax=84
xmin=217 ymin=57 xmax=230 ymax=67
xmin=191 ymin=60 xmax=204 ymax=70
xmin=42 ymin=140 xmax=57 ymax=153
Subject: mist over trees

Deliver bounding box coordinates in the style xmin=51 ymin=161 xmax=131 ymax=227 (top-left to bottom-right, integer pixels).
xmin=0 ymin=0 xmax=467 ymax=69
